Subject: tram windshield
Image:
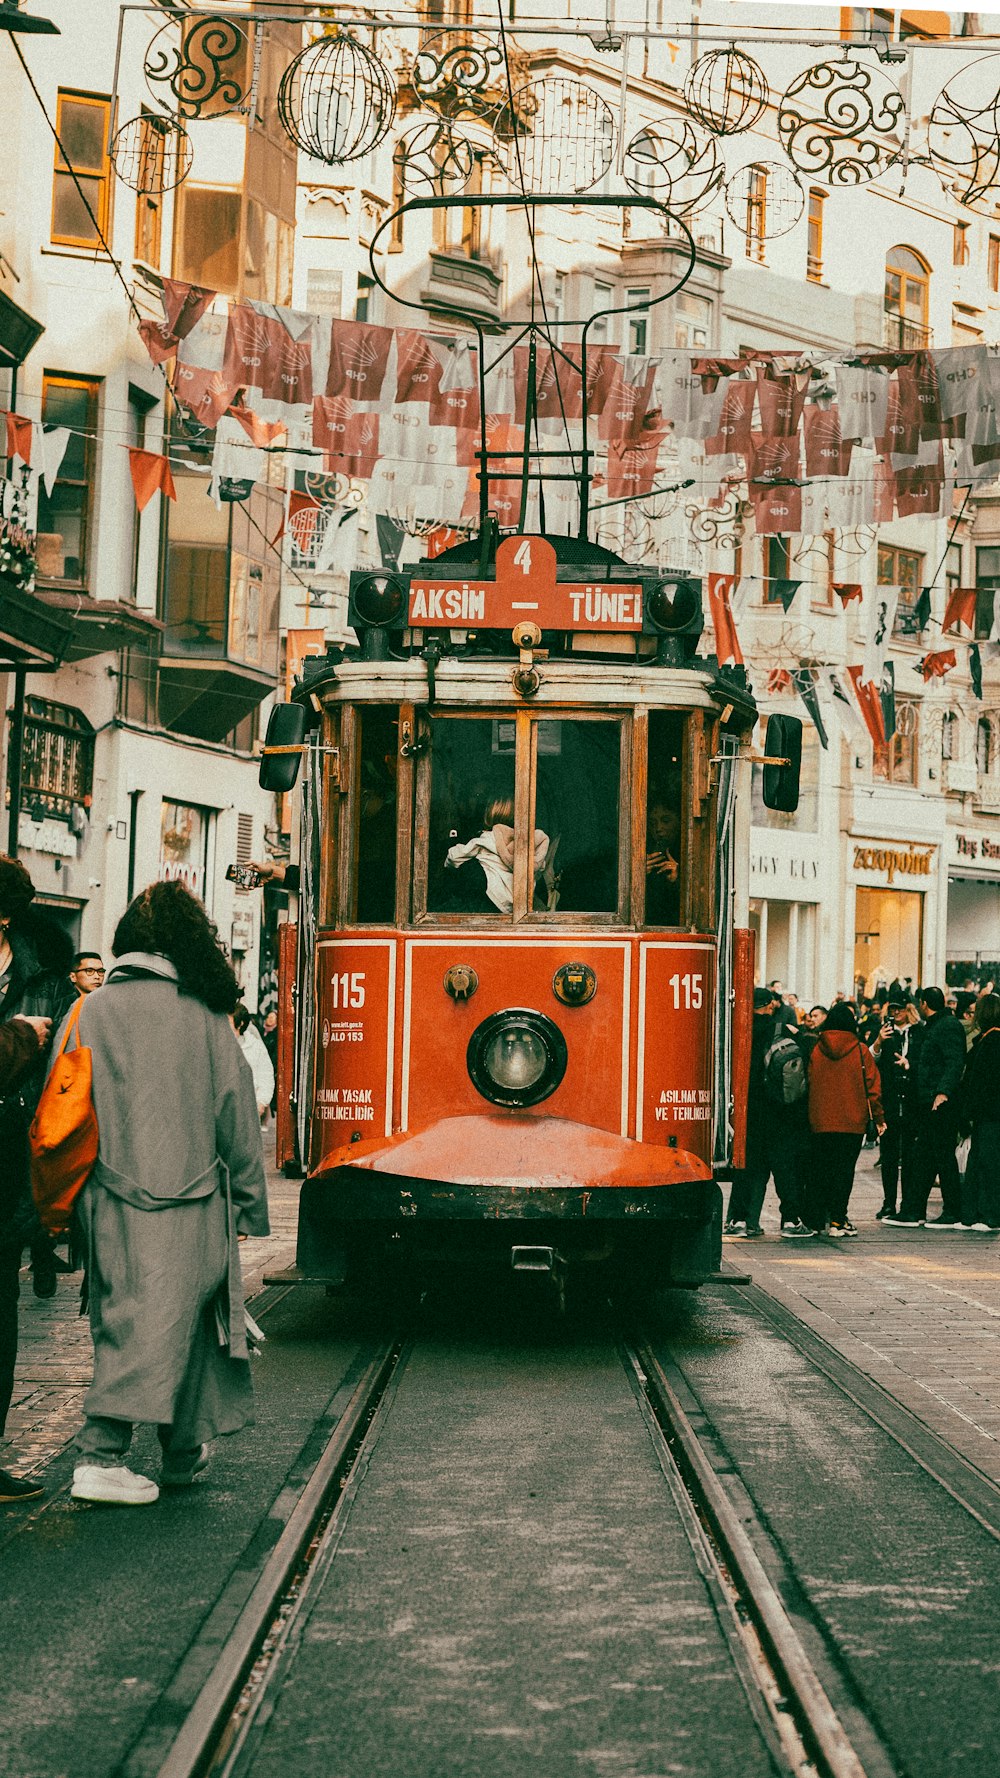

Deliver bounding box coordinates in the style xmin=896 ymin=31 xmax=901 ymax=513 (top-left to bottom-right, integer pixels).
xmin=428 ymin=718 xmax=517 ymax=916
xmin=534 ymin=720 xmax=620 ymax=914
xmin=645 ymin=711 xmax=685 ymax=927
xmin=356 ymin=706 xmax=399 ymax=923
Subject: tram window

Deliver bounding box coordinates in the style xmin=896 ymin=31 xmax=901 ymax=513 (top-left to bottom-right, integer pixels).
xmin=535 ymin=720 xmax=621 ymax=914
xmin=356 ymin=706 xmax=399 ymax=923
xmin=646 ymin=712 xmax=685 ymax=925
xmin=427 ymin=718 xmax=517 ymax=917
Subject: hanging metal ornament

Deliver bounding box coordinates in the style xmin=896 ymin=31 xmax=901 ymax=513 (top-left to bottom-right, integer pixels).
xmin=110 ymin=114 xmax=193 ymax=194
xmin=684 ymin=47 xmax=769 ymax=137
xmin=623 ymin=117 xmax=723 ymax=215
xmin=278 ymin=31 xmax=396 ymax=165
xmin=143 ymin=14 xmax=250 ymax=121
xmin=496 ymin=77 xmax=615 ymax=195
xmin=926 ymin=54 xmax=1000 ymax=217
xmin=778 ymin=57 xmax=905 ymax=186
xmin=410 ymin=29 xmax=506 ymax=121
xmin=304 ymin=469 xmax=367 ymax=511
xmin=724 ymin=161 xmax=804 ymax=238
xmin=394 ymin=119 xmax=476 ymax=196
xmin=685 ymin=489 xmax=745 ymax=551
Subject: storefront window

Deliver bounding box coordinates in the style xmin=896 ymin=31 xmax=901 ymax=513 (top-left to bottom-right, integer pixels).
xmin=159 ymin=800 xmax=211 ymax=905
xmin=855 ymin=885 xmax=923 ymax=994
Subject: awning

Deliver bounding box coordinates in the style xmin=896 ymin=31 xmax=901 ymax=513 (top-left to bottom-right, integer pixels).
xmin=157 ymin=656 xmax=276 ymax=742
xmin=0 ymin=572 xmax=163 ymax=666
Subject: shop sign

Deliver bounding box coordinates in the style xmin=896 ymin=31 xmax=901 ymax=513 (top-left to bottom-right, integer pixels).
xmin=954 ymin=832 xmax=1000 ymax=866
xmin=159 ymin=800 xmax=209 ymax=901
xmin=17 ymin=814 xmax=76 ymax=859
xmin=231 ymin=907 xmax=255 ymax=954
xmin=750 ymin=851 xmax=820 ymax=889
xmin=853 ymin=843 xmax=934 ymax=884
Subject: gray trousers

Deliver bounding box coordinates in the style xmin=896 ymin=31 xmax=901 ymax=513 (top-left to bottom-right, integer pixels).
xmin=76 ymin=1417 xmax=201 ymax=1465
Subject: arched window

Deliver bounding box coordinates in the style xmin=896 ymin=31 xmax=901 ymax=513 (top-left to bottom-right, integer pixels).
xmin=977 ymin=716 xmax=993 ymax=777
xmin=941 ymin=710 xmax=958 ymax=761
xmin=885 ymin=245 xmax=930 ymax=348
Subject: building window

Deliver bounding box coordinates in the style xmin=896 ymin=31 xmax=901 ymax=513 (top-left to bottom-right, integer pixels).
xmin=744 ymin=165 xmax=767 ymax=263
xmin=173 ymin=185 xmax=241 ymax=295
xmin=878 ymin=542 xmax=924 ymax=638
xmin=807 ymin=188 xmax=825 ymax=282
xmin=460 ymin=154 xmax=484 ymax=259
xmin=12 ymin=698 xmax=94 ymax=820
xmin=35 ymin=375 xmax=99 ymax=585
xmin=954 ymin=220 xmax=971 ymax=267
xmin=625 ymin=287 xmax=650 ymax=356
xmin=941 ymin=710 xmax=957 ymax=761
xmin=132 ymin=115 xmax=167 ymax=269
xmin=162 ymin=470 xmax=231 ymax=655
xmin=763 ymin=534 xmax=791 ymax=603
xmin=51 ymin=91 xmax=111 ymax=249
xmin=591 ymin=280 xmax=614 ymax=345
xmin=884 ymin=245 xmax=931 ymax=348
xmin=355 ymin=274 xmax=374 ymax=323
xmin=977 ymin=717 xmax=992 ymax=777
xmin=874 ymin=699 xmax=919 ymax=785
xmin=814 ymin=530 xmax=837 ymax=607
xmin=976 ymin=545 xmax=1000 ymax=638
xmin=673 ymin=289 xmax=711 ymax=350
xmin=990 ymin=235 xmax=1000 ymax=294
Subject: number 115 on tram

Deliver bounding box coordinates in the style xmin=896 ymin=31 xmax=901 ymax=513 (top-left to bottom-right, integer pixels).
xmin=261 ymin=534 xmax=802 ymax=1298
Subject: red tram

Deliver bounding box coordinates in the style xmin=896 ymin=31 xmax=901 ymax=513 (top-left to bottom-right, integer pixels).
xmin=263 ymin=531 xmax=800 ymax=1297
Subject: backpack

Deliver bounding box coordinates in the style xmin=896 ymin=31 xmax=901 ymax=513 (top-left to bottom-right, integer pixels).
xmin=763 ymin=1033 xmax=807 ymax=1106
xmin=29 ymin=998 xmax=99 ymax=1236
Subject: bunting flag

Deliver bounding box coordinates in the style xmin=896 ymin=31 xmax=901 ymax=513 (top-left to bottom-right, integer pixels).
xmin=834 ymin=582 xmax=863 ymax=607
xmin=771 ymin=578 xmax=802 ymax=613
xmin=792 ymin=667 xmax=829 ymax=749
xmin=827 ymin=668 xmax=869 ymax=744
xmin=970 ymin=643 xmax=983 ymax=699
xmin=128 ymin=448 xmax=176 ymax=512
xmin=862 ymin=585 xmax=899 ymax=686
xmin=880 ymin=660 xmax=897 ymax=742
xmin=4 ymin=413 xmax=32 ymax=466
xmin=918 ymin=648 xmax=957 ymax=681
xmin=767 ymin=668 xmax=792 ymax=694
xmin=706 ymin=571 xmax=743 ymax=667
xmin=942 ymin=584 xmax=978 ymax=635
xmin=847 ymin=665 xmax=887 ymax=748
xmin=914 ymin=585 xmax=933 ymax=632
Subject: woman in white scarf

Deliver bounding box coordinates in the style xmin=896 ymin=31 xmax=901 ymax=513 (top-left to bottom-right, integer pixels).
xmin=445 ymin=797 xmax=549 ymax=914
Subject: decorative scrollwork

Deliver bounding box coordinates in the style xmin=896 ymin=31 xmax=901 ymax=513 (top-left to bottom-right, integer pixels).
xmin=684 ymin=47 xmax=769 ymax=137
xmin=926 ymin=54 xmax=1000 ymax=217
xmin=496 ymin=77 xmax=615 ymax=195
xmin=724 ymin=161 xmax=804 ymax=238
xmin=411 ymin=30 xmax=506 ymax=120
xmin=111 ymin=114 xmax=192 ymax=194
xmin=394 ymin=119 xmax=476 ymax=196
xmin=144 ymin=15 xmax=249 ymax=121
xmin=623 ymin=117 xmax=723 ymax=216
xmin=778 ymin=57 xmax=905 ymax=187
xmin=278 ymin=31 xmax=396 ymax=166
xmin=304 ymin=470 xmax=367 ymax=510
xmin=685 ymin=490 xmax=745 ymax=551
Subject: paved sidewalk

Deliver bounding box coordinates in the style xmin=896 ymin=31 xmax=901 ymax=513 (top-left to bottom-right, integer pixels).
xmin=1 ymin=1139 xmax=298 ymax=1478
xmin=724 ymin=1148 xmax=1000 ymax=1486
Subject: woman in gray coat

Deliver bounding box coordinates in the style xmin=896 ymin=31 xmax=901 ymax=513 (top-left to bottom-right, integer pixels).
xmin=69 ymin=882 xmax=268 ymax=1506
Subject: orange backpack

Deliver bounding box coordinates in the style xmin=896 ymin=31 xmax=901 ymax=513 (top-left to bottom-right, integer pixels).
xmin=30 ymin=998 xmax=99 ymax=1235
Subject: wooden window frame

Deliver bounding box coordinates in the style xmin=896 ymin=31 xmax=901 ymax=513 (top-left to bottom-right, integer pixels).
xmin=51 ymin=90 xmax=111 ymax=250
xmin=989 ymin=235 xmax=1000 ymax=295
xmin=807 ymin=188 xmax=825 ymax=283
xmin=745 ymin=166 xmax=767 ymax=264
xmin=878 ymin=541 xmax=924 ymax=638
xmin=37 ymin=373 xmax=99 ymax=587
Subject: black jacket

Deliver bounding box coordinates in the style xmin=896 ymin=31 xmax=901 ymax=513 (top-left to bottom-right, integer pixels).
xmin=962 ymin=1026 xmax=1000 ymax=1126
xmin=876 ymin=1022 xmax=921 ymax=1117
xmin=0 ymin=921 xmax=77 ymax=1115
xmin=913 ymin=1010 xmax=967 ymax=1107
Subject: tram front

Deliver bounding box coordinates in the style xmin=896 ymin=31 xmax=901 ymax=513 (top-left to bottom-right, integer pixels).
xmin=265 ymin=534 xmax=799 ymax=1297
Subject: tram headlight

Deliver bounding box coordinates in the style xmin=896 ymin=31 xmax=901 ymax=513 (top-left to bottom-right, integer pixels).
xmin=351 ymin=573 xmax=406 ymax=629
xmin=466 ymin=1009 xmax=568 ymax=1109
xmin=643 ymin=578 xmax=703 ymax=663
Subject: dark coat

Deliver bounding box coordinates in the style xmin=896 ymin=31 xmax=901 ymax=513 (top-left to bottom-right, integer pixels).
xmin=0 ymin=1019 xmax=41 ymax=1092
xmin=876 ymin=1022 xmax=920 ymax=1117
xmin=0 ymin=923 xmax=78 ymax=1249
xmin=913 ymin=1010 xmax=967 ymax=1106
xmin=962 ymin=1026 xmax=1000 ymax=1126
xmin=808 ymin=1030 xmax=883 ymax=1134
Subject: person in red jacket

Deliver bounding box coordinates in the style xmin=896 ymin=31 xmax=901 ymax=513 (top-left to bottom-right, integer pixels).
xmin=806 ymin=1001 xmax=885 ymax=1236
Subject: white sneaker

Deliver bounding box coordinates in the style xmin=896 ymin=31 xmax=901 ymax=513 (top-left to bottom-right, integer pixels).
xmin=71 ymin=1464 xmax=159 ymax=1506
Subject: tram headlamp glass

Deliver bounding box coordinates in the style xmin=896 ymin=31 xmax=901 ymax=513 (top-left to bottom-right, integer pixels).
xmin=647 ymin=579 xmax=699 ymax=633
xmin=353 ymin=574 xmax=405 ymax=628
xmin=466 ymin=1009 xmax=568 ymax=1109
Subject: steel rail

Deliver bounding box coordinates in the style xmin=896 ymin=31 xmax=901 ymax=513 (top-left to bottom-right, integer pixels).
xmin=136 ymin=1338 xmax=404 ymax=1778
xmin=628 ymin=1337 xmax=880 ymax=1778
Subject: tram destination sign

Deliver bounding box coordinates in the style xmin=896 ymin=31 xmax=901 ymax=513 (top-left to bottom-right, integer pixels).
xmin=408 ymin=536 xmax=643 ymax=633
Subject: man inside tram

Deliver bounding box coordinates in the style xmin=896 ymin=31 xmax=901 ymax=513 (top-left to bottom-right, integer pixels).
xmin=645 ymin=800 xmax=682 ymax=926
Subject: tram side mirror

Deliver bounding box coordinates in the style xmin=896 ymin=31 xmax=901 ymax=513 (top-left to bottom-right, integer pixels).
xmin=761 ymin=714 xmax=802 ymax=813
xmin=259 ymin=702 xmax=308 ymax=793
xmin=643 ymin=578 xmax=703 ymax=664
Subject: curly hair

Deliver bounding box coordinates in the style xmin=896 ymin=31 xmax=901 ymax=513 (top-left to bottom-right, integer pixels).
xmin=113 ymin=881 xmax=240 ymax=1015
xmin=0 ymin=855 xmax=36 ymax=924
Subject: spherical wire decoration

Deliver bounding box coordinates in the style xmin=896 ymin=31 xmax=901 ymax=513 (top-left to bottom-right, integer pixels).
xmin=777 ymin=57 xmax=905 ymax=186
xmin=111 ymin=113 xmax=192 ymax=193
xmin=926 ymin=54 xmax=1000 ymax=218
xmin=623 ymin=116 xmax=723 ymax=215
xmin=684 ymin=47 xmax=769 ymax=137
xmin=144 ymin=14 xmax=250 ymax=121
xmin=724 ymin=161 xmax=804 ymax=238
xmin=278 ymin=32 xmax=396 ymax=166
xmin=394 ymin=119 xmax=476 ymax=197
xmin=410 ymin=29 xmax=506 ymax=121
xmin=496 ymin=77 xmax=615 ymax=195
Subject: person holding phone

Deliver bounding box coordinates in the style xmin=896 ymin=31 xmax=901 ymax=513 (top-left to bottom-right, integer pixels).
xmin=871 ymin=994 xmax=922 ymax=1220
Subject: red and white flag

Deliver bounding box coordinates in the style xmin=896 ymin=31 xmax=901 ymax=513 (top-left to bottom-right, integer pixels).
xmin=707 ymin=572 xmax=743 ymax=667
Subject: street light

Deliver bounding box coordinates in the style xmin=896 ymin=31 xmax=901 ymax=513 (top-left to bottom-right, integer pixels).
xmin=0 ymin=1 xmax=59 ymax=34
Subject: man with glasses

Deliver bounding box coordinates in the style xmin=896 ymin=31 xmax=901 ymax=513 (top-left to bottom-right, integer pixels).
xmin=70 ymin=952 xmax=105 ymax=995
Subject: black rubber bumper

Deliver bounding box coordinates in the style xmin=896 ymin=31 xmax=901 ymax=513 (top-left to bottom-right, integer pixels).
xmin=301 ymin=1168 xmax=719 ymax=1224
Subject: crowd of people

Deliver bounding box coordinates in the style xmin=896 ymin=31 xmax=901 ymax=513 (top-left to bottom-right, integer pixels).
xmin=0 ymin=855 xmax=270 ymax=1509
xmin=726 ymin=976 xmax=1000 ymax=1240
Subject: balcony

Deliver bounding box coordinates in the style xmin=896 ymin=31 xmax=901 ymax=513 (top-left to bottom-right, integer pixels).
xmin=945 ymin=758 xmax=978 ymax=794
xmin=882 ymin=311 xmax=931 ymax=350
xmin=421 ymin=248 xmax=502 ymax=321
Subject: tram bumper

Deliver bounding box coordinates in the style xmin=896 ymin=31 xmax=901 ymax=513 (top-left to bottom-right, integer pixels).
xmin=298 ymin=1114 xmax=722 ymax=1285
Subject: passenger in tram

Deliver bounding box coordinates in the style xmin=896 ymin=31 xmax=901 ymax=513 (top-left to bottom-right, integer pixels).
xmin=443 ymin=797 xmax=551 ymax=915
xmin=645 ymin=801 xmax=681 ymax=926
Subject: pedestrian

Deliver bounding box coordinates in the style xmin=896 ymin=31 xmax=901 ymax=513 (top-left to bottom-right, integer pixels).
xmin=870 ymin=995 xmax=922 ymax=1219
xmin=804 ymin=1004 xmax=827 ymax=1031
xmin=233 ymin=1001 xmax=276 ymax=1122
xmin=725 ymin=988 xmax=813 ymax=1240
xmin=69 ymin=881 xmax=269 ymax=1507
xmin=804 ymin=1001 xmax=884 ymax=1237
xmin=0 ymin=1009 xmax=51 ymax=1501
xmin=0 ymin=855 xmax=77 ymax=1473
xmin=69 ymin=951 xmax=105 ymax=996
xmin=884 ymin=985 xmax=967 ymax=1229
xmin=957 ymin=993 xmax=1000 ymax=1232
